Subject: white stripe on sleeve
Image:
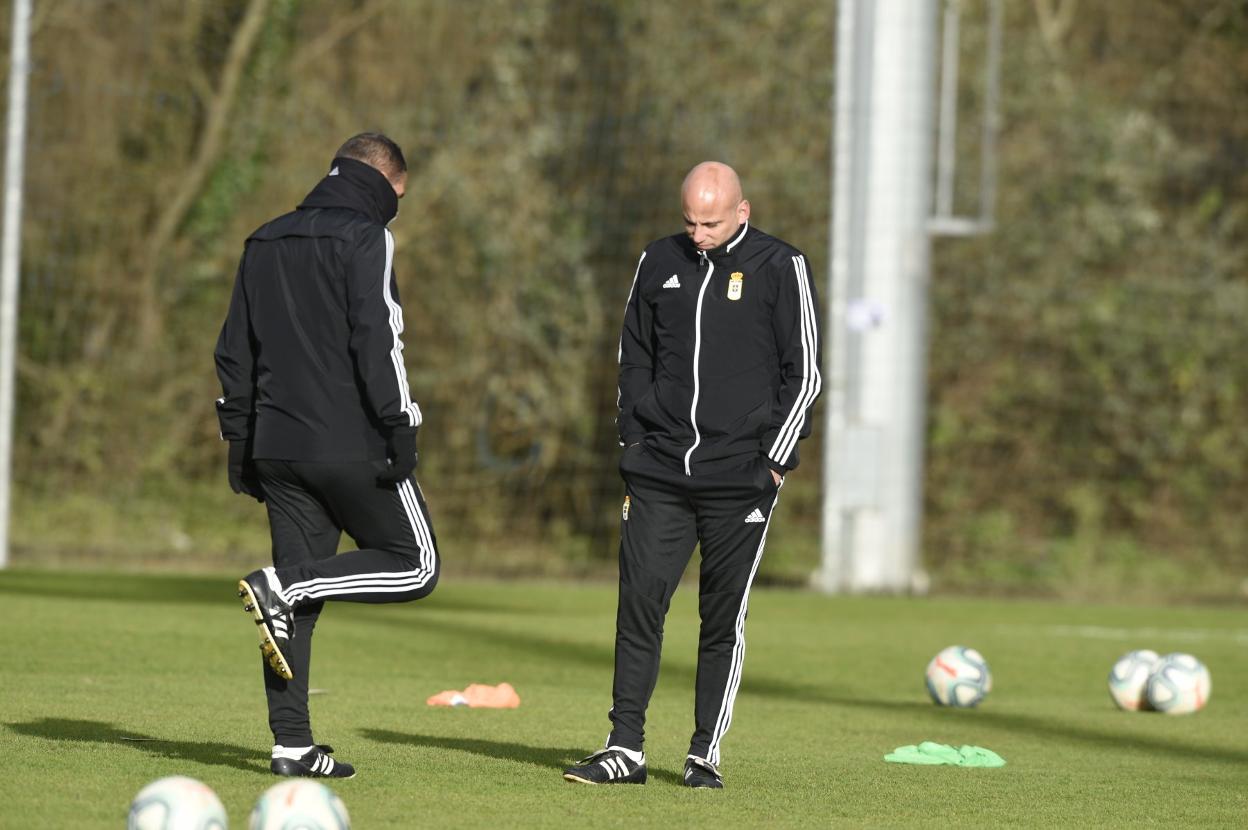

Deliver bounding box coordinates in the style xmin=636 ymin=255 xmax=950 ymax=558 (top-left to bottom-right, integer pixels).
xmin=767 ymin=255 xmax=821 ymax=465
xmin=380 ymin=229 xmax=422 ymax=428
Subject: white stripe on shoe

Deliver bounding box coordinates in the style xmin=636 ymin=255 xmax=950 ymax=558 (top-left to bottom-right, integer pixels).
xmin=313 ymin=753 xmax=334 ymax=775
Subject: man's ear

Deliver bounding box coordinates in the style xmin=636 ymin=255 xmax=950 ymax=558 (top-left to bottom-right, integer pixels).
xmin=738 ymin=199 xmax=751 ymax=223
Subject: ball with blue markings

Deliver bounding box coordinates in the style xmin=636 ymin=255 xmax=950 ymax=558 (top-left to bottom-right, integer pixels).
xmin=925 ymin=645 xmax=993 ymax=707
xmin=1146 ymin=653 xmax=1211 ymax=715
xmin=127 ymin=776 xmax=227 ymax=830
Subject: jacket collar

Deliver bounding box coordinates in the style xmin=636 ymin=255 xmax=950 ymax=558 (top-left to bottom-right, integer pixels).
xmin=297 ymin=156 xmax=399 ymax=226
xmin=693 ymin=221 xmax=751 ymax=262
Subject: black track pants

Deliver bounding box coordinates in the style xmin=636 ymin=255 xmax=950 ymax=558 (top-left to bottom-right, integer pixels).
xmin=254 ymin=459 xmax=440 ymax=745
xmin=607 ymin=444 xmax=780 ymax=766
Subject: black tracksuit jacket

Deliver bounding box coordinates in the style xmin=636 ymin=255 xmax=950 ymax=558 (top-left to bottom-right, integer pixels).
xmin=617 ymin=222 xmax=822 ymax=476
xmin=214 ymin=157 xmax=420 ymax=462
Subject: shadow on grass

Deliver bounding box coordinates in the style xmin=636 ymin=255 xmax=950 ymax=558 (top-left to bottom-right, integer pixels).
xmin=361 ymin=614 xmax=1248 ymax=769
xmin=848 ymin=704 xmax=1248 ymax=768
xmin=359 ymin=728 xmax=684 ymax=786
xmin=0 ymin=572 xmax=231 ymax=606
xmin=362 ymin=609 xmax=844 ymax=707
xmin=6 ymin=718 xmax=267 ymax=774
xmin=0 ymin=569 xmax=550 ymax=616
xmin=9 ymin=575 xmax=1245 ymax=771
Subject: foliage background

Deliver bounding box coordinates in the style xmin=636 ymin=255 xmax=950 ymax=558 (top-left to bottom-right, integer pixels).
xmin=4 ymin=0 xmax=1246 ymax=598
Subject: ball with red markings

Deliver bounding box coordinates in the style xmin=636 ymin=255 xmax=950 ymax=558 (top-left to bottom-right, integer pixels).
xmin=127 ymin=776 xmax=226 ymax=830
xmin=1107 ymin=649 xmax=1159 ymax=711
xmin=249 ymin=779 xmax=349 ymax=830
xmin=1145 ymin=652 xmax=1211 ymax=715
xmin=924 ymin=645 xmax=992 ymax=707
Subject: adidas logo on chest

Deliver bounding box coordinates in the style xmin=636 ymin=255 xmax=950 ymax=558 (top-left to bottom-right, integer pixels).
xmin=662 ymin=274 xmax=681 ymax=289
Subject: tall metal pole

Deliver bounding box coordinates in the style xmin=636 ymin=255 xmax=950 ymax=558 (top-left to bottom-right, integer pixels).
xmin=0 ymin=0 xmax=34 ymax=569
xmin=817 ymin=0 xmax=936 ymax=593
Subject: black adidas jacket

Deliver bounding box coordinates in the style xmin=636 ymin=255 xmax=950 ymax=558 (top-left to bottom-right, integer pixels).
xmin=617 ymin=222 xmax=821 ymax=476
xmin=214 ymin=157 xmax=420 ymax=462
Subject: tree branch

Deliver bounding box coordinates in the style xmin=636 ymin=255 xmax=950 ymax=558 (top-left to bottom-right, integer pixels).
xmin=135 ymin=0 xmax=272 ymax=347
xmin=1034 ymin=0 xmax=1078 ymax=61
xmin=1033 ymin=0 xmax=1078 ymax=99
xmin=287 ymin=0 xmax=392 ymax=78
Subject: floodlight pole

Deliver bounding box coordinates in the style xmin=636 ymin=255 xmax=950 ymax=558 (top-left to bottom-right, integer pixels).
xmin=817 ymin=0 xmax=1001 ymax=593
xmin=0 ymin=0 xmax=34 ymax=569
xmin=816 ymin=0 xmax=936 ymax=593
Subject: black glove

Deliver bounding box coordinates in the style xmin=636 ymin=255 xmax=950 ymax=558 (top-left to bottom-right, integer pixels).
xmin=228 ymin=440 xmax=264 ymax=502
xmin=377 ymin=427 xmax=418 ymax=484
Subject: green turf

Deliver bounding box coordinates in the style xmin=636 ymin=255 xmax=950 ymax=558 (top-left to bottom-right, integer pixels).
xmin=1 ymin=570 xmax=1245 ymax=828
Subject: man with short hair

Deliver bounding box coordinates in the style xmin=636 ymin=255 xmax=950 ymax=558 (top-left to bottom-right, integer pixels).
xmin=215 ymin=132 xmax=439 ymax=780
xmin=564 ymin=161 xmax=821 ymax=789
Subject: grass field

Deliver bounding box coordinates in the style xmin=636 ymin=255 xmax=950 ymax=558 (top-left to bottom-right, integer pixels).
xmin=1 ymin=569 xmax=1245 ymax=828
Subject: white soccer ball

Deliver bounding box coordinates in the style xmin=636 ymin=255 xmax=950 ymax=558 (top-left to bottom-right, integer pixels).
xmin=1146 ymin=652 xmax=1211 ymax=715
xmin=127 ymin=776 xmax=227 ymax=830
xmin=249 ymin=780 xmax=349 ymax=830
xmin=1107 ymin=649 xmax=1160 ymax=711
xmin=925 ymin=645 xmax=992 ymax=707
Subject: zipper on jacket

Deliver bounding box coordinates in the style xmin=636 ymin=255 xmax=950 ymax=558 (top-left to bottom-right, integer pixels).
xmin=683 ymin=252 xmax=714 ymax=475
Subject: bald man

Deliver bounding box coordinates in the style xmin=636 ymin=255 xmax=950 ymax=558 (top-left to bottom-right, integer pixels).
xmin=564 ymin=162 xmax=821 ymax=788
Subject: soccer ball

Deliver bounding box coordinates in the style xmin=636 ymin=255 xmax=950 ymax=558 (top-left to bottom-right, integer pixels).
xmin=1107 ymin=649 xmax=1159 ymax=711
xmin=127 ymin=776 xmax=227 ymax=830
xmin=925 ymin=645 xmax=992 ymax=707
xmin=1146 ymin=652 xmax=1211 ymax=715
xmin=249 ymin=780 xmax=349 ymax=830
